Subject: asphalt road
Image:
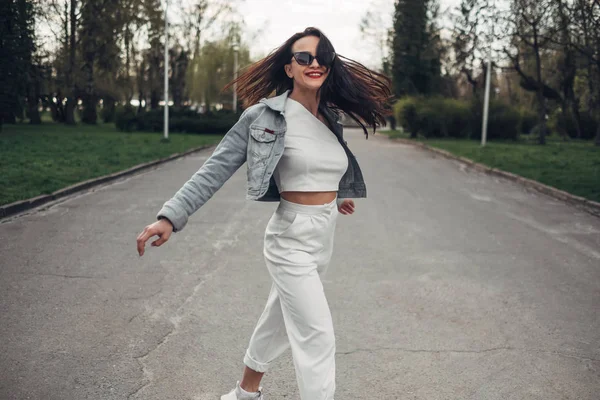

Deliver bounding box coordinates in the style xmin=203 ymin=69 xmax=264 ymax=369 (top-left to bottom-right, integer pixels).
xmin=1 ymin=128 xmax=599 ymax=400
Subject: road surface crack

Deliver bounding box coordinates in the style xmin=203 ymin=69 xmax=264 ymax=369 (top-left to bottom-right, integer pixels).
xmin=336 ymin=346 xmax=600 ymax=363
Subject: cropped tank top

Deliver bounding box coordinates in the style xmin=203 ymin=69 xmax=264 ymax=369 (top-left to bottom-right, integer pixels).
xmin=273 ymin=97 xmax=349 ymax=193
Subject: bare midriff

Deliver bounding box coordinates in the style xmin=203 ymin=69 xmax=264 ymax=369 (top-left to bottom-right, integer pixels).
xmin=280 ymin=191 xmax=337 ymax=205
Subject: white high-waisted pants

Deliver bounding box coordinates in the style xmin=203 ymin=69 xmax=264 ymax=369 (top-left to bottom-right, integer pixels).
xmin=243 ymin=197 xmax=339 ymax=400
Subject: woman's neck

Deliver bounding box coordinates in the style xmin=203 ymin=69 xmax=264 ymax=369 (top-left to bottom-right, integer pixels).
xmin=288 ymin=87 xmax=321 ymax=116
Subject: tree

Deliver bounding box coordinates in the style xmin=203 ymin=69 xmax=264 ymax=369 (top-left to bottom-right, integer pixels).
xmin=0 ymin=0 xmax=38 ymax=130
xmin=451 ymin=0 xmax=490 ymax=98
xmin=504 ymin=0 xmax=556 ymax=145
xmin=391 ymin=0 xmax=443 ymax=97
xmin=571 ymin=0 xmax=600 ymax=145
xmin=38 ymin=0 xmax=80 ymax=124
xmin=553 ymin=0 xmax=582 ymax=139
xmin=187 ymin=25 xmax=251 ymax=111
xmin=359 ymin=0 xmax=393 ymax=74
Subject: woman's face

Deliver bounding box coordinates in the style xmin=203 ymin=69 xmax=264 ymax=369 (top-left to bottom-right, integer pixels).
xmin=284 ymin=36 xmax=330 ymax=91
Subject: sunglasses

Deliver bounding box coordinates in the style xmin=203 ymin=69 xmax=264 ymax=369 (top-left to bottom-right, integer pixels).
xmin=291 ymin=51 xmax=336 ymax=67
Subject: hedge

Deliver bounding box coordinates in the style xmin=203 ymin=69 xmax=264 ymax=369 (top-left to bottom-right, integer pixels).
xmin=549 ymin=109 xmax=598 ymax=140
xmin=393 ymin=96 xmax=536 ymax=140
xmin=115 ymin=106 xmax=241 ymax=134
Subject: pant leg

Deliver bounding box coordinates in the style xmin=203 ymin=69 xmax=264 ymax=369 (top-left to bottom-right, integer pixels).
xmin=264 ymin=205 xmax=338 ymax=400
xmin=269 ymin=256 xmax=336 ymax=400
xmin=244 ymin=204 xmax=338 ymax=374
xmin=243 ymin=282 xmax=290 ymax=372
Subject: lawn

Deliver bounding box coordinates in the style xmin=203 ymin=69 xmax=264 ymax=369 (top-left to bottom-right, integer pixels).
xmin=0 ymin=122 xmax=224 ymax=206
xmin=381 ymin=129 xmax=600 ymax=203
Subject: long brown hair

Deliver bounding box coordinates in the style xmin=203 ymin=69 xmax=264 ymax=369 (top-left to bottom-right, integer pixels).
xmin=222 ymin=27 xmax=394 ymax=138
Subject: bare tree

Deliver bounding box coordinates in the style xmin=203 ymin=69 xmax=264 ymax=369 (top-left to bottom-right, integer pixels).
xmin=571 ymin=0 xmax=600 ymax=145
xmin=359 ymin=0 xmax=393 ymax=74
xmin=451 ymin=0 xmax=491 ymax=98
xmin=552 ymin=0 xmax=582 ymax=139
xmin=504 ymin=0 xmax=556 ymax=144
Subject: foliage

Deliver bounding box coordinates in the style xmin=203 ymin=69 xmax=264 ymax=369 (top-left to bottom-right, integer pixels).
xmin=0 ymin=0 xmax=37 ymax=128
xmin=115 ymin=105 xmax=137 ymax=132
xmin=519 ymin=108 xmax=538 ymax=135
xmin=115 ymin=107 xmax=241 ymax=134
xmin=390 ymin=0 xmax=442 ymax=96
xmin=394 ymin=96 xmax=523 ymax=140
xmin=186 ymin=27 xmax=252 ymax=112
xmin=549 ymin=109 xmax=598 ymax=140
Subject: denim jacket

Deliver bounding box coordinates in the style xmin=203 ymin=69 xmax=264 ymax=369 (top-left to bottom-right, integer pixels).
xmin=156 ymin=89 xmax=367 ymax=232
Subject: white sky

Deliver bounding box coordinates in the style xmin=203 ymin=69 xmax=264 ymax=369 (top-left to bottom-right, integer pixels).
xmin=237 ymin=0 xmax=462 ymax=70
xmin=38 ymin=0 xmax=463 ymax=70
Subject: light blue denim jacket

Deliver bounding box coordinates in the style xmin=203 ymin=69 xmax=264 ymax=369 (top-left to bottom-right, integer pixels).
xmin=157 ymin=89 xmax=367 ymax=232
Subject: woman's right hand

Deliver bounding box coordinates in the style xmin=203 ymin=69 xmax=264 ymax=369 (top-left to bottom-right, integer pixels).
xmin=136 ymin=218 xmax=174 ymax=256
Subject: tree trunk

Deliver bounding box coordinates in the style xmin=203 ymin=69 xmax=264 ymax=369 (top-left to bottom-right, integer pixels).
xmin=81 ymin=59 xmax=97 ymax=124
xmin=26 ymin=67 xmax=41 ymax=124
xmin=80 ymin=2 xmax=97 ymax=124
xmin=533 ymin=26 xmax=547 ymax=145
xmin=102 ymin=96 xmax=116 ymax=122
xmin=64 ymin=0 xmax=76 ymax=125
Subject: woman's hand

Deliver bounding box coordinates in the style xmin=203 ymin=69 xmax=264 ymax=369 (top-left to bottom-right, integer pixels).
xmin=136 ymin=218 xmax=174 ymax=256
xmin=337 ymin=199 xmax=355 ymax=215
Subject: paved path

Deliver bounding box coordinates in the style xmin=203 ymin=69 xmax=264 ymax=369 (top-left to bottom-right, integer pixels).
xmin=1 ymin=128 xmax=599 ymax=400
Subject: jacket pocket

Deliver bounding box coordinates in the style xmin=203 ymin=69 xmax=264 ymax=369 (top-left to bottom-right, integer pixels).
xmin=249 ymin=127 xmax=277 ymax=159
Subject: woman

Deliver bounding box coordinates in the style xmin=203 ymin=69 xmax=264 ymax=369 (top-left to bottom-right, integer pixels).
xmin=136 ymin=27 xmax=392 ymax=400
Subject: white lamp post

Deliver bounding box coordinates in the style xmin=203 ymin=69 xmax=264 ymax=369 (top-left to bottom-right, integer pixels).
xmin=163 ymin=0 xmax=169 ymax=140
xmin=232 ymin=39 xmax=239 ymax=113
xmin=481 ymin=0 xmax=495 ymax=147
xmin=481 ymin=56 xmax=491 ymax=147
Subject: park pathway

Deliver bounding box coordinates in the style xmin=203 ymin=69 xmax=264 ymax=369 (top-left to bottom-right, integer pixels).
xmin=1 ymin=128 xmax=599 ymax=399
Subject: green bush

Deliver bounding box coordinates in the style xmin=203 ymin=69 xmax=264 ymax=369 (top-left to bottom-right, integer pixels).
xmin=115 ymin=107 xmax=241 ymax=134
xmin=551 ymin=109 xmax=598 ymax=140
xmin=394 ymin=96 xmax=522 ymax=140
xmin=470 ymin=100 xmax=521 ymax=141
xmin=393 ymin=97 xmax=419 ymax=136
xmin=519 ymin=108 xmax=538 ymax=134
xmin=394 ymin=96 xmax=471 ymax=138
xmin=115 ymin=106 xmax=137 ymax=132
xmin=436 ymin=97 xmax=472 ymax=138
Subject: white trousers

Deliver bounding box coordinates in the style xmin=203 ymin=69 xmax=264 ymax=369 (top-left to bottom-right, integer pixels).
xmin=244 ymin=197 xmax=339 ymax=400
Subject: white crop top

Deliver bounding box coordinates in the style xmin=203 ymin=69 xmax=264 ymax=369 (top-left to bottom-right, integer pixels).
xmin=273 ymin=98 xmax=349 ymax=193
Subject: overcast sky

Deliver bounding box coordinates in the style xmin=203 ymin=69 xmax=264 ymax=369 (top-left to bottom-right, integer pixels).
xmin=38 ymin=0 xmax=462 ymax=71
xmin=236 ymin=0 xmax=462 ymax=70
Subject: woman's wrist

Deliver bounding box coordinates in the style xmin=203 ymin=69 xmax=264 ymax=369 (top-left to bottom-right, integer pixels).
xmin=158 ymin=216 xmax=174 ymax=229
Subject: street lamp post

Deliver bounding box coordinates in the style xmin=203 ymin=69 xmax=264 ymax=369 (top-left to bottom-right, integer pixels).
xmin=481 ymin=0 xmax=495 ymax=147
xmin=163 ymin=0 xmax=169 ymax=140
xmin=481 ymin=56 xmax=491 ymax=147
xmin=232 ymin=39 xmax=239 ymax=113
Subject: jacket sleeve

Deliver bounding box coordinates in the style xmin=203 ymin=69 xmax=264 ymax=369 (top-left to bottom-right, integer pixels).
xmin=156 ymin=106 xmax=257 ymax=232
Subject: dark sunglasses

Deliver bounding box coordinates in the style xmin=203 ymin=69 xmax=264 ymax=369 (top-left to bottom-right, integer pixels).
xmin=291 ymin=51 xmax=336 ymax=67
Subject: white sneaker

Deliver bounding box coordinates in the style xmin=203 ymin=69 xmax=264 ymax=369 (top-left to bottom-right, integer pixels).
xmin=220 ymin=381 xmax=264 ymax=400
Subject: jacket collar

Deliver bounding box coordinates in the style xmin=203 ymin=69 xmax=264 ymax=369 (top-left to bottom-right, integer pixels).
xmin=259 ymin=89 xmax=340 ymax=125
xmin=259 ymin=89 xmax=290 ymax=113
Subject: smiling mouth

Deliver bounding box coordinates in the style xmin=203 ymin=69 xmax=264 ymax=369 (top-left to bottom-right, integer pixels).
xmin=305 ymin=72 xmax=324 ymax=78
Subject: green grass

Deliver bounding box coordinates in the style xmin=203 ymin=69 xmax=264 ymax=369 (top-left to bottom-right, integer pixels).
xmin=0 ymin=122 xmax=224 ymax=206
xmin=381 ymin=130 xmax=600 ymax=203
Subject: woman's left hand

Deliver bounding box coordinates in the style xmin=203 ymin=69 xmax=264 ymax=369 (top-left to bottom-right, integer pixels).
xmin=338 ymin=199 xmax=355 ymax=215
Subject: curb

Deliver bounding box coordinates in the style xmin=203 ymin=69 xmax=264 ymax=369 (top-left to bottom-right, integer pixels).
xmin=0 ymin=144 xmax=215 ymax=220
xmin=390 ymin=137 xmax=600 ymax=218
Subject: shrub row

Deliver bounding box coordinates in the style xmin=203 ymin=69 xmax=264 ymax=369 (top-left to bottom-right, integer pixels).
xmin=393 ymin=96 xmax=539 ymax=140
xmin=115 ymin=106 xmax=240 ymax=134
xmin=549 ymin=109 xmax=598 ymax=140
